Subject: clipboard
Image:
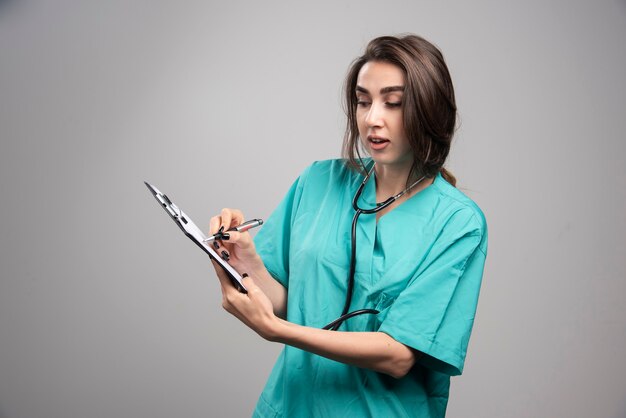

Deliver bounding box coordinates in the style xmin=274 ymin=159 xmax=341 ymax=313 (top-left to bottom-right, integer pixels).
xmin=144 ymin=182 xmax=247 ymax=293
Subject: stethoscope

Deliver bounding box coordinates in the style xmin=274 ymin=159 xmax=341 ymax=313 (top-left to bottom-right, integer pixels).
xmin=323 ymin=162 xmax=426 ymax=331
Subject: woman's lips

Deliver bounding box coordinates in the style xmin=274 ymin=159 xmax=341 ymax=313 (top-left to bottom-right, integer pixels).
xmin=368 ymin=136 xmax=390 ymax=151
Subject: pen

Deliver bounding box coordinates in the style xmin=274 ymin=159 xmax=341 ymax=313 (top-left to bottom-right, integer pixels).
xmin=203 ymin=218 xmax=264 ymax=243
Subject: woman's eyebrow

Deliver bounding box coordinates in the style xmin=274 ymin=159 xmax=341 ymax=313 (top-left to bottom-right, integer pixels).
xmin=380 ymin=86 xmax=405 ymax=94
xmin=356 ymin=85 xmax=405 ymax=94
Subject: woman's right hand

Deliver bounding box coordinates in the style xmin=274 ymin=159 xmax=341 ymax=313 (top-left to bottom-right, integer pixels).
xmin=208 ymin=208 xmax=264 ymax=273
xmin=209 ymin=208 xmax=288 ymax=318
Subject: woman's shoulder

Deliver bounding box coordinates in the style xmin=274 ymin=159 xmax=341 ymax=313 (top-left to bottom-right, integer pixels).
xmin=297 ymin=158 xmax=361 ymax=186
xmin=429 ymin=172 xmax=488 ymax=243
xmin=306 ymin=158 xmax=357 ymax=175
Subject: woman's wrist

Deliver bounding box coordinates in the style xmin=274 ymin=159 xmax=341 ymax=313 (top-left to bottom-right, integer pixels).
xmin=264 ymin=317 xmax=291 ymax=343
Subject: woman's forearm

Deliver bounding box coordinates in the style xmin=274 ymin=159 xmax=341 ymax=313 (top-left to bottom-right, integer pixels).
xmin=214 ymin=264 xmax=415 ymax=378
xmin=268 ymin=320 xmax=419 ymax=378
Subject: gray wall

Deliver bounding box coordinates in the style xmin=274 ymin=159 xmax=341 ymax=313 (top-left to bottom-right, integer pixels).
xmin=1 ymin=1 xmax=625 ymax=417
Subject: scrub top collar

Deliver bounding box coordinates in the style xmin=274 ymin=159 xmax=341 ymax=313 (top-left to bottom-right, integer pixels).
xmin=358 ymin=169 xmax=443 ymax=221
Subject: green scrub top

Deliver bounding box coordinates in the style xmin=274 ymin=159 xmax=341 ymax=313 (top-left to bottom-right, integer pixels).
xmin=252 ymin=159 xmax=488 ymax=418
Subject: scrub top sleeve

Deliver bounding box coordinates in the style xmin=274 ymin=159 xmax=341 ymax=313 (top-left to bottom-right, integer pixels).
xmin=253 ymin=164 xmax=312 ymax=289
xmin=379 ymin=220 xmax=487 ymax=376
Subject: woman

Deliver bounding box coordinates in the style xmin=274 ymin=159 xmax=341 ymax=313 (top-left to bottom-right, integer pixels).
xmin=209 ymin=34 xmax=488 ymax=418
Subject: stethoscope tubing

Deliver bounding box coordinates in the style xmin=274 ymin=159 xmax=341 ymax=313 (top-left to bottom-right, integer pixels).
xmin=325 ymin=208 xmax=379 ymax=331
xmin=323 ymin=162 xmax=426 ymax=331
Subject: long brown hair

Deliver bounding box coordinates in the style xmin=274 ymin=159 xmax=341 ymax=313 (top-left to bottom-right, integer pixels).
xmin=342 ymin=34 xmax=458 ymax=187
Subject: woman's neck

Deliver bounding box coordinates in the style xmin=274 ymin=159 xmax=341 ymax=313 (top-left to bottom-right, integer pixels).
xmin=374 ymin=162 xmax=414 ymax=197
xmin=373 ymin=162 xmax=434 ymax=221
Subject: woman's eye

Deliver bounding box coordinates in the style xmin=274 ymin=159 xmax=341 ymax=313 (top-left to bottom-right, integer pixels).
xmin=386 ymin=102 xmax=402 ymax=108
xmin=357 ymin=100 xmax=371 ymax=107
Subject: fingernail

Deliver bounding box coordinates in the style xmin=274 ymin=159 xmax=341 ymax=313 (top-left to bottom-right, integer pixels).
xmin=213 ymin=240 xmax=219 ymax=250
xmin=221 ymin=233 xmax=230 ymax=240
xmin=218 ymin=225 xmax=225 ymax=234
xmin=242 ymin=273 xmax=249 ymax=278
xmin=221 ymin=250 xmax=230 ymax=261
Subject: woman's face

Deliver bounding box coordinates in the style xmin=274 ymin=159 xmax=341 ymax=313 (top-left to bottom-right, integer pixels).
xmin=356 ymin=61 xmax=412 ymax=171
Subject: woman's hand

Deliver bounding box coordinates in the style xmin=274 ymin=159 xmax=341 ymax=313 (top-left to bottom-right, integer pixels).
xmin=208 ymin=208 xmax=288 ymax=318
xmin=209 ymin=208 xmax=264 ymax=273
xmin=212 ymin=260 xmax=279 ymax=341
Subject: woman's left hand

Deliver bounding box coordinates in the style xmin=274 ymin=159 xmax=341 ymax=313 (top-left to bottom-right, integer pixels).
xmin=211 ymin=259 xmax=279 ymax=341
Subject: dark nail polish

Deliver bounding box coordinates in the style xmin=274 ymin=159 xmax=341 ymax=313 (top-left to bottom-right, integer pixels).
xmin=221 ymin=233 xmax=230 ymax=240
xmin=218 ymin=225 xmax=225 ymax=234
xmin=213 ymin=240 xmax=219 ymax=250
xmin=221 ymin=250 xmax=230 ymax=261
xmin=242 ymin=273 xmax=249 ymax=278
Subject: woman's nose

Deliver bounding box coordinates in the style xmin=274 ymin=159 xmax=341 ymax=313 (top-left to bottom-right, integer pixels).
xmin=365 ymin=103 xmax=384 ymax=128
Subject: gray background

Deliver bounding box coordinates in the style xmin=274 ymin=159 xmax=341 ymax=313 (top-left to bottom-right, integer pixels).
xmin=1 ymin=0 xmax=625 ymax=417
